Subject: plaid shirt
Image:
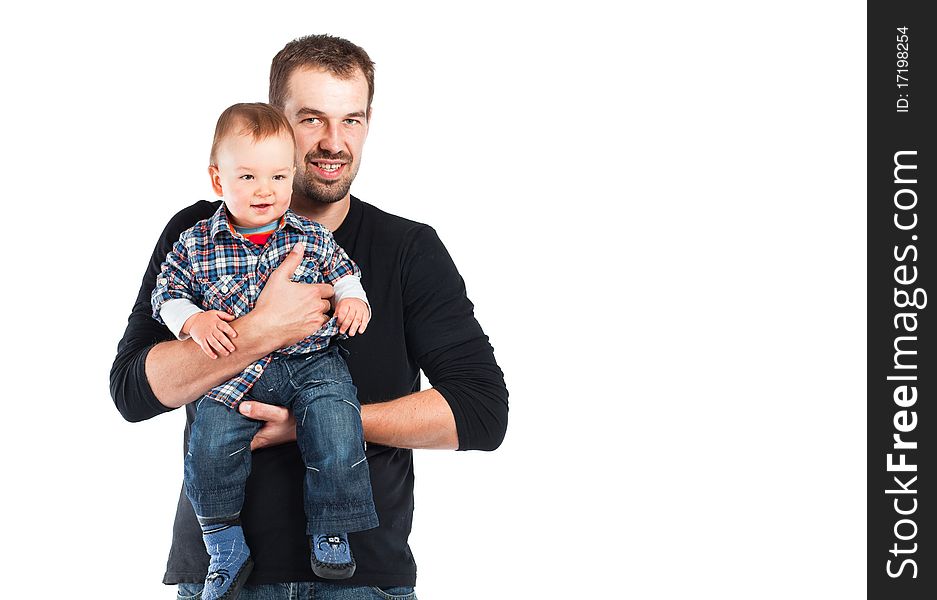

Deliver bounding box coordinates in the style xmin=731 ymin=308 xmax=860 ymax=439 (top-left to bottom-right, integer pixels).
xmin=151 ymin=204 xmax=360 ymax=408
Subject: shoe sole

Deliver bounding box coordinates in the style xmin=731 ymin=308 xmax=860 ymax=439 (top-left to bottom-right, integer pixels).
xmin=311 ymin=558 xmax=356 ymax=580
xmin=218 ymin=557 xmax=254 ymax=600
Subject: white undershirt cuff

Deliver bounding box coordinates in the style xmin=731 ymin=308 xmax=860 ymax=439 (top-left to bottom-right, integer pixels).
xmin=159 ymin=299 xmax=204 ymax=340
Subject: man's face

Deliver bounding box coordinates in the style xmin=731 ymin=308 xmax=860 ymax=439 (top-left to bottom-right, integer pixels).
xmin=282 ymin=67 xmax=370 ymax=205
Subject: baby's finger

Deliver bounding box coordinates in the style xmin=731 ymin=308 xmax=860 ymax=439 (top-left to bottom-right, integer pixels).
xmin=216 ymin=311 xmax=236 ymax=322
xmin=207 ymin=334 xmax=230 ymax=357
xmin=199 ymin=339 xmax=218 ymax=360
xmin=348 ymin=314 xmax=363 ymax=337
xmin=216 ymin=329 xmax=236 ymax=353
xmin=219 ymin=321 xmax=238 ymax=341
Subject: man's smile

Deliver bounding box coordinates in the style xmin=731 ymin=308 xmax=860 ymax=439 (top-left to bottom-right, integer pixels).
xmin=309 ymin=160 xmax=347 ymax=179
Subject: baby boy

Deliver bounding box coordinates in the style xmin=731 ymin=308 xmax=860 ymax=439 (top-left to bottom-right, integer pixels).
xmin=151 ymin=103 xmax=378 ymax=600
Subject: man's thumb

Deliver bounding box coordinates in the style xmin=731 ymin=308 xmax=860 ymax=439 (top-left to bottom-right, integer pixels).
xmin=275 ymin=241 xmax=305 ymax=276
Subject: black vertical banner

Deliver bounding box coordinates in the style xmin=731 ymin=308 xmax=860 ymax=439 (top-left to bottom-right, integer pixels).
xmin=869 ymin=2 xmax=934 ymax=598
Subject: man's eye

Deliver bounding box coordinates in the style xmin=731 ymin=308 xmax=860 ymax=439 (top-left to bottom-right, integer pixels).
xmin=302 ymin=117 xmax=321 ymax=125
xmin=344 ymin=119 xmax=360 ymax=126
xmin=239 ymin=174 xmax=254 ymax=181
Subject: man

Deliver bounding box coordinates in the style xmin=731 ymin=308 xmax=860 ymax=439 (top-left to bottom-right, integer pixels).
xmin=110 ymin=34 xmax=508 ymax=599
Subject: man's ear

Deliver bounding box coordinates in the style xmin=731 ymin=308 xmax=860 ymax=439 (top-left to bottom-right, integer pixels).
xmin=366 ymin=106 xmax=373 ymax=124
xmin=208 ymin=165 xmax=224 ymax=197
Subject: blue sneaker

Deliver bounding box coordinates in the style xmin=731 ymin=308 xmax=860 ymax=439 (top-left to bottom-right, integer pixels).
xmin=310 ymin=533 xmax=356 ymax=579
xmin=201 ymin=524 xmax=254 ymax=600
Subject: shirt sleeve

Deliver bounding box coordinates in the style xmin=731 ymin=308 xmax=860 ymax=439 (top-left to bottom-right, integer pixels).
xmin=400 ymin=226 xmax=509 ymax=451
xmin=314 ymin=226 xmax=361 ymax=284
xmin=110 ymin=202 xmax=216 ymax=422
xmin=151 ymin=235 xmax=199 ymax=323
xmin=158 ymin=299 xmax=204 ymax=340
xmin=332 ymin=275 xmax=371 ymax=316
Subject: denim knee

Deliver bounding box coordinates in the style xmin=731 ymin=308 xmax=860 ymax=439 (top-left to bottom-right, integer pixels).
xmin=184 ymin=398 xmax=261 ymax=519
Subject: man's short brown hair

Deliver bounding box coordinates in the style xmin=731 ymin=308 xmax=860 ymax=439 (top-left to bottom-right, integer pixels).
xmin=269 ymin=34 xmax=375 ymax=113
xmin=209 ymin=103 xmax=295 ymax=166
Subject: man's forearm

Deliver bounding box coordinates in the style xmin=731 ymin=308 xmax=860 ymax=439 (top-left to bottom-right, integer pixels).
xmin=361 ymin=388 xmax=459 ymax=450
xmin=146 ymin=311 xmax=279 ymax=408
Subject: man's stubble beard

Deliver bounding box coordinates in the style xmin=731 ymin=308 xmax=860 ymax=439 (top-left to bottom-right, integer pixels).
xmin=293 ymin=156 xmax=360 ymax=206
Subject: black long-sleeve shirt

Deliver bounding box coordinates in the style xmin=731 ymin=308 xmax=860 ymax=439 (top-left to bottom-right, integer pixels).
xmin=109 ymin=196 xmax=508 ymax=586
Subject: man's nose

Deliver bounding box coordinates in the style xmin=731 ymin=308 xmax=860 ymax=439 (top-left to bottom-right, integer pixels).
xmin=319 ymin=123 xmax=343 ymax=154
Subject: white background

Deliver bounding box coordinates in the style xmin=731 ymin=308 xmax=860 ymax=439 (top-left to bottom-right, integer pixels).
xmin=0 ymin=1 xmax=865 ymax=598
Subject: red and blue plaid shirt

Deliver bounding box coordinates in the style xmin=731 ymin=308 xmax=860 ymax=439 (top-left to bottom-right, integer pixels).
xmin=151 ymin=204 xmax=360 ymax=408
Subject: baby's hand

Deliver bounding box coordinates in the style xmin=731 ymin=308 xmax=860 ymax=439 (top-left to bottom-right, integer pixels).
xmin=336 ymin=298 xmax=370 ymax=336
xmin=182 ymin=310 xmax=238 ymax=359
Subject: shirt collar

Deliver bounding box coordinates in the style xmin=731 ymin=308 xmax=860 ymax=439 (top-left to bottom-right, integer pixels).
xmin=209 ymin=203 xmax=232 ymax=240
xmin=208 ymin=204 xmax=306 ymax=240
xmin=282 ymin=209 xmax=307 ymax=234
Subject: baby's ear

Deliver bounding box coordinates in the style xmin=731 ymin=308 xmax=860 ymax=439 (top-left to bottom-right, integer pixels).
xmin=208 ymin=165 xmax=224 ymax=197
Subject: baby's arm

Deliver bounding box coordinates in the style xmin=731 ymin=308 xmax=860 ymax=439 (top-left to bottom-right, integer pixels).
xmin=151 ymin=236 xmax=236 ymax=358
xmin=151 ymin=236 xmax=198 ymax=326
xmin=157 ymin=297 xmax=239 ymax=359
xmin=334 ymin=276 xmax=370 ymax=336
xmin=158 ymin=299 xmax=203 ymax=340
xmin=181 ymin=309 xmax=238 ymax=359
xmin=311 ymin=228 xmax=370 ymax=336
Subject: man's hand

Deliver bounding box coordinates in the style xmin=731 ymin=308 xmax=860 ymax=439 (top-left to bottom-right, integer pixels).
xmin=336 ymin=298 xmax=370 ymax=336
xmin=239 ymin=400 xmax=297 ymax=450
xmin=182 ymin=310 xmax=237 ymax=359
xmin=253 ymin=242 xmax=334 ymax=347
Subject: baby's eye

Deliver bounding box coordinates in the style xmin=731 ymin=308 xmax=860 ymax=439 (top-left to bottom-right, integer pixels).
xmin=239 ymin=174 xmax=254 ymax=181
xmin=273 ymin=175 xmax=287 ymax=180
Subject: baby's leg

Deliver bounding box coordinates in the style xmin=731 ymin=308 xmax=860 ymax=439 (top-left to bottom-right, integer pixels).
xmin=287 ymin=348 xmax=378 ymax=578
xmin=185 ymin=397 xmax=262 ymax=600
xmin=185 ymin=397 xmax=262 ymax=520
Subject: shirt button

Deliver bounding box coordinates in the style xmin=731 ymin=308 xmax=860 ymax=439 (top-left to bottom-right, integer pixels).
xmin=221 ymin=285 xmax=229 ymax=293
xmin=158 ymin=278 xmax=167 ymax=286
xmin=254 ymin=364 xmax=263 ymax=373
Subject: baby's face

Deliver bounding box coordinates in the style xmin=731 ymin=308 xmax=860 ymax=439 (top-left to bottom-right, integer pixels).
xmin=210 ymin=131 xmax=295 ymax=229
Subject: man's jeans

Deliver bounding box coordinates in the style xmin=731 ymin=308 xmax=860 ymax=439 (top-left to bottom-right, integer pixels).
xmin=184 ymin=345 xmax=379 ymax=534
xmin=176 ymin=582 xmax=416 ymax=600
